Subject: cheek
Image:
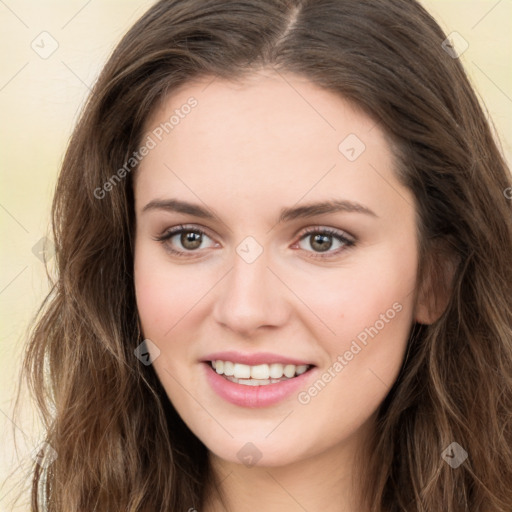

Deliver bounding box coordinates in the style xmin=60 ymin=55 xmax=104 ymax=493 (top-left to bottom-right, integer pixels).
xmin=293 ymin=244 xmax=416 ymax=343
xmin=295 ymin=273 xmax=414 ymax=445
xmin=336 ymin=253 xmax=415 ymax=376
xmin=299 ymin=240 xmax=417 ymax=393
xmin=134 ymin=243 xmax=198 ymax=339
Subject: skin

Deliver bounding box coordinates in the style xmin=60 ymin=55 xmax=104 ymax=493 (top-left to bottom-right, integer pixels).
xmin=133 ymin=69 xmax=433 ymax=512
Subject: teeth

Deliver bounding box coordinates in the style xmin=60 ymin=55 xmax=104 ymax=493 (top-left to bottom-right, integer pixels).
xmin=283 ymin=364 xmax=296 ymax=378
xmin=269 ymin=363 xmax=284 ymax=378
xmin=296 ymin=365 xmax=308 ymax=375
xmin=224 ymin=376 xmax=288 ymax=386
xmin=223 ymin=360 xmax=235 ymax=376
xmin=251 ymin=364 xmax=269 ymax=380
xmin=211 ymin=360 xmax=311 ymax=380
xmin=234 ymin=363 xmax=251 ymax=379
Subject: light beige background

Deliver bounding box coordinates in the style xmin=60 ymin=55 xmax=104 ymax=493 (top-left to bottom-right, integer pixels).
xmin=1 ymin=1 xmax=511 ymax=510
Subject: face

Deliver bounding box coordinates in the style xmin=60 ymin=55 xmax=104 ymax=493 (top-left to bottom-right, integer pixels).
xmin=133 ymin=70 xmax=420 ymax=468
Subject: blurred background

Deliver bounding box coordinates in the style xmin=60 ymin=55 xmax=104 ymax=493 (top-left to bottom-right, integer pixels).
xmin=0 ymin=0 xmax=511 ymax=510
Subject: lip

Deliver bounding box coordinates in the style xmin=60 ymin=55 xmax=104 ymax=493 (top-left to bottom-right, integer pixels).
xmin=200 ymin=351 xmax=314 ymax=366
xmin=202 ymin=361 xmax=317 ymax=408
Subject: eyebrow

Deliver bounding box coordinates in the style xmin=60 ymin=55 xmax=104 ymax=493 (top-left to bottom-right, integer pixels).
xmin=141 ymin=198 xmax=378 ymax=222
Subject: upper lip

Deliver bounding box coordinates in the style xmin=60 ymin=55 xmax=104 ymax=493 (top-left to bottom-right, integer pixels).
xmin=201 ymin=351 xmax=315 ymax=367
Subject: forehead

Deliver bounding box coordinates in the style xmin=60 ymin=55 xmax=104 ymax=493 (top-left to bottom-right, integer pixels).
xmin=143 ymin=70 xmax=379 ymax=153
xmin=134 ymin=71 xmax=404 ymax=220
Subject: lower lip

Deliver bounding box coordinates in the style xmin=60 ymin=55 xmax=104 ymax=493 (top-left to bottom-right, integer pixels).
xmin=202 ymin=362 xmax=315 ymax=408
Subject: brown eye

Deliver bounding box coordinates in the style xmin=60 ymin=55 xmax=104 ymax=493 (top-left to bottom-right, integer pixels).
xmin=179 ymin=230 xmax=203 ymax=250
xmin=308 ymin=233 xmax=334 ymax=252
xmin=154 ymin=225 xmax=217 ymax=257
xmin=295 ymin=227 xmax=355 ymax=259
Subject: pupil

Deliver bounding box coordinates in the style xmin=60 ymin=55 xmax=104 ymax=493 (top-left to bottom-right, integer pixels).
xmin=311 ymin=234 xmax=332 ymax=252
xmin=182 ymin=231 xmax=202 ymax=249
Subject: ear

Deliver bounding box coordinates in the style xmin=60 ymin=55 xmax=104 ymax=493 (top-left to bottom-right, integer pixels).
xmin=414 ymin=242 xmax=458 ymax=325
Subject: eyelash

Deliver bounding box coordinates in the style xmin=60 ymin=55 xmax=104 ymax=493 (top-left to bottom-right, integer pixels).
xmin=153 ymin=224 xmax=355 ymax=260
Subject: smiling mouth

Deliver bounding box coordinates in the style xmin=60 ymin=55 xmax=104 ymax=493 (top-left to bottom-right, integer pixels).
xmin=208 ymin=360 xmax=315 ymax=386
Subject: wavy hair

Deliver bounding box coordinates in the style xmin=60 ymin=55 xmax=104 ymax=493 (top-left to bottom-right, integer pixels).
xmin=14 ymin=0 xmax=512 ymax=510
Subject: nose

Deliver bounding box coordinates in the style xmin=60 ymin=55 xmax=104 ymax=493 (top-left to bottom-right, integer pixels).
xmin=212 ymin=248 xmax=290 ymax=337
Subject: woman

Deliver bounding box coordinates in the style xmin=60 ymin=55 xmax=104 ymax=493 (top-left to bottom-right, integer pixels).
xmin=18 ymin=0 xmax=512 ymax=510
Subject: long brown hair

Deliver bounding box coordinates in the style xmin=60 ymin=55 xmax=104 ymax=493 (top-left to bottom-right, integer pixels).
xmin=14 ymin=0 xmax=512 ymax=510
